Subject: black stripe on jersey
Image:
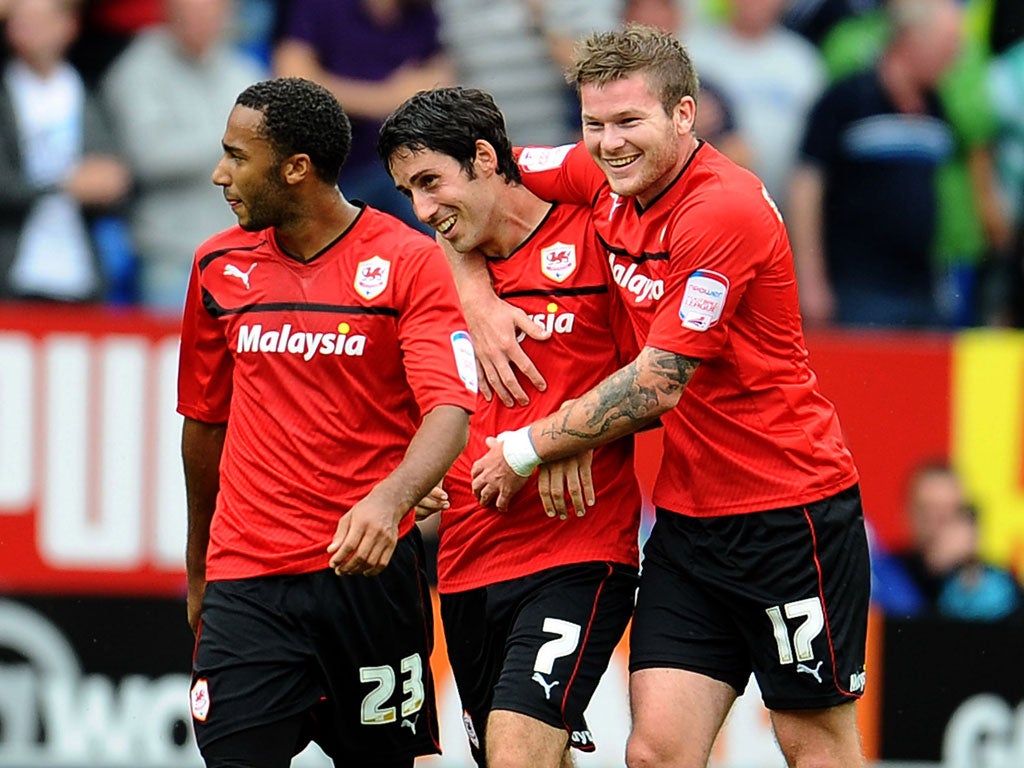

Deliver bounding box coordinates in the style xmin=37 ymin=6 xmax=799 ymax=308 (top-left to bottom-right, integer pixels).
xmin=596 ymin=233 xmax=669 ymax=264
xmin=499 ymin=284 xmax=609 ymax=300
xmin=198 ymin=242 xmax=266 ymax=272
xmin=202 ymin=289 xmax=399 ymax=319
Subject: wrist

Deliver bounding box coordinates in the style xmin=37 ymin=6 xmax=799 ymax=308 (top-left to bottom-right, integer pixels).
xmin=500 ymin=426 xmax=541 ymax=477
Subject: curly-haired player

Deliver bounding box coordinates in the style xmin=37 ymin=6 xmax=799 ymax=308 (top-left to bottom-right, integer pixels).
xmin=178 ymin=77 xmax=476 ymax=768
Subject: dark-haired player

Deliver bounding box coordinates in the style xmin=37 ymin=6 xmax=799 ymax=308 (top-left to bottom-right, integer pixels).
xmin=379 ymin=86 xmax=641 ymax=768
xmin=177 ymin=77 xmax=476 ymax=768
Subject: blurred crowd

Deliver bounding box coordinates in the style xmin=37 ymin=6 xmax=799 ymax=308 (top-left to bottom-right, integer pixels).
xmin=872 ymin=460 xmax=1023 ymax=621
xmin=0 ymin=0 xmax=1019 ymax=326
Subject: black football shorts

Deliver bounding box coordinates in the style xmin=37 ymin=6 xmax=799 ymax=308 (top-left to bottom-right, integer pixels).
xmin=190 ymin=528 xmax=439 ymax=766
xmin=630 ymin=484 xmax=870 ymax=710
xmin=440 ymin=561 xmax=637 ymax=766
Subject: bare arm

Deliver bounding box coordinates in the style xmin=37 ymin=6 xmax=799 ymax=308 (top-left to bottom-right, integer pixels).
xmin=966 ymin=145 xmax=1013 ymax=253
xmin=328 ymin=404 xmax=469 ymax=575
xmin=442 ymin=238 xmax=551 ymax=406
xmin=181 ymin=417 xmax=227 ymax=634
xmin=787 ymin=164 xmax=834 ymax=327
xmin=471 ymin=346 xmax=699 ymax=510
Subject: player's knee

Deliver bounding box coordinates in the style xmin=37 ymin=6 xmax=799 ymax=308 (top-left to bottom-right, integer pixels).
xmin=776 ymin=742 xmax=864 ymax=768
xmin=625 ymin=731 xmax=669 ymax=768
xmin=485 ymin=713 xmax=568 ymax=768
xmin=627 ymin=728 xmax=710 ymax=768
xmin=772 ymin=703 xmax=864 ymax=768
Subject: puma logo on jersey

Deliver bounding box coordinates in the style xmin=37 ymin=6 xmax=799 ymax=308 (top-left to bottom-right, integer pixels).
xmin=223 ymin=262 xmax=256 ymax=289
xmin=532 ymin=672 xmax=560 ymax=700
xmin=236 ymin=323 xmax=367 ymax=359
xmin=797 ymin=661 xmax=824 ymax=684
xmin=515 ymin=303 xmax=576 ymax=341
xmin=401 ymin=714 xmax=419 ymax=735
xmin=608 ymin=254 xmax=664 ymax=304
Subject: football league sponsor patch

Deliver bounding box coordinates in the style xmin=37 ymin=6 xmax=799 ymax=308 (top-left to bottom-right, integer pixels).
xmin=451 ymin=330 xmax=479 ymax=393
xmin=679 ymin=269 xmax=728 ymax=331
xmin=518 ymin=144 xmax=574 ymax=172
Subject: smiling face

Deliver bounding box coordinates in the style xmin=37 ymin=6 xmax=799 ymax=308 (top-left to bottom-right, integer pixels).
xmin=387 ymin=144 xmax=502 ymax=254
xmin=211 ymin=104 xmax=292 ymax=232
xmin=580 ymin=73 xmax=696 ymax=207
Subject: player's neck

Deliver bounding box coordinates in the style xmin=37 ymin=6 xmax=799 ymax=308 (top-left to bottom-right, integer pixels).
xmin=481 ymin=185 xmax=552 ymax=259
xmin=637 ymin=134 xmax=699 ymax=210
xmin=275 ymin=189 xmax=360 ymax=261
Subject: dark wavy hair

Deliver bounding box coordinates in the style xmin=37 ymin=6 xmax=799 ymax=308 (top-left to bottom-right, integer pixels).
xmin=377 ymin=87 xmax=521 ymax=183
xmin=236 ymin=78 xmax=352 ymax=183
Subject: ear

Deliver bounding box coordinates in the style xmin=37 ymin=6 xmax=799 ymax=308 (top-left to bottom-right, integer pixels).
xmin=280 ymin=153 xmax=313 ymax=185
xmin=472 ymin=139 xmax=499 ymax=177
xmin=673 ymin=96 xmax=697 ymax=138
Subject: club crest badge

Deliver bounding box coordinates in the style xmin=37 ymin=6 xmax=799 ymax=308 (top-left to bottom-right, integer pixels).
xmin=540 ymin=242 xmax=576 ymax=283
xmin=355 ymin=256 xmax=390 ymax=300
xmin=190 ymin=678 xmax=210 ymax=722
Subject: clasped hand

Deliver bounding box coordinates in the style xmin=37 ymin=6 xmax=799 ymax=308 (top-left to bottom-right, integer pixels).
xmin=471 ymin=436 xmax=594 ymax=519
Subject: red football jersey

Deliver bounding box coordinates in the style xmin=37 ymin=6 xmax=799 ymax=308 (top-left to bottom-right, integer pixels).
xmin=517 ymin=142 xmax=858 ymax=517
xmin=439 ymin=203 xmax=642 ymax=593
xmin=177 ymin=205 xmax=478 ymax=580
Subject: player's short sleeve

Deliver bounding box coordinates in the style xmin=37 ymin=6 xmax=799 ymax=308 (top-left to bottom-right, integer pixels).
xmin=392 ymin=240 xmax=478 ymax=417
xmin=177 ymin=259 xmax=233 ymax=423
xmin=516 ymin=142 xmax=606 ymax=205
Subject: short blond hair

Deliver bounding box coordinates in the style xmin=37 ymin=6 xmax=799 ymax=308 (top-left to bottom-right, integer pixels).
xmin=566 ymin=23 xmax=699 ymax=115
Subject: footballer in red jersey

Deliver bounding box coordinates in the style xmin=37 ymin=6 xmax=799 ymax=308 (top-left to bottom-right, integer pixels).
xmin=178 ymin=79 xmax=474 ymax=768
xmin=463 ymin=27 xmax=871 ymax=768
xmin=380 ymin=87 xmax=641 ymax=768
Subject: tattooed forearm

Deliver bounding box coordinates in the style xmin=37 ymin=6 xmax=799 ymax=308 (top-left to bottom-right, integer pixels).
xmin=539 ymin=347 xmax=700 ymax=445
xmin=650 ymin=348 xmax=700 ymax=391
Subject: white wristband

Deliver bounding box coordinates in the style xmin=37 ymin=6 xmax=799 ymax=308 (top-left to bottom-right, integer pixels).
xmin=499 ymin=426 xmax=541 ymax=478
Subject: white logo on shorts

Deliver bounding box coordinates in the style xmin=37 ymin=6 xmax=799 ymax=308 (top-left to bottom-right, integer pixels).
xmin=401 ymin=714 xmax=419 ymax=735
xmin=462 ymin=709 xmax=480 ymax=748
xmin=571 ymin=730 xmax=594 ymax=746
xmin=796 ymin=661 xmax=824 ymax=684
xmin=532 ymin=672 xmax=560 ymax=700
xmin=850 ymin=669 xmax=866 ymax=693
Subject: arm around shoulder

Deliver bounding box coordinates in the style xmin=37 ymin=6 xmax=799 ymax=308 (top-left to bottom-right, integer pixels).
xmin=441 ymin=236 xmax=550 ymax=406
